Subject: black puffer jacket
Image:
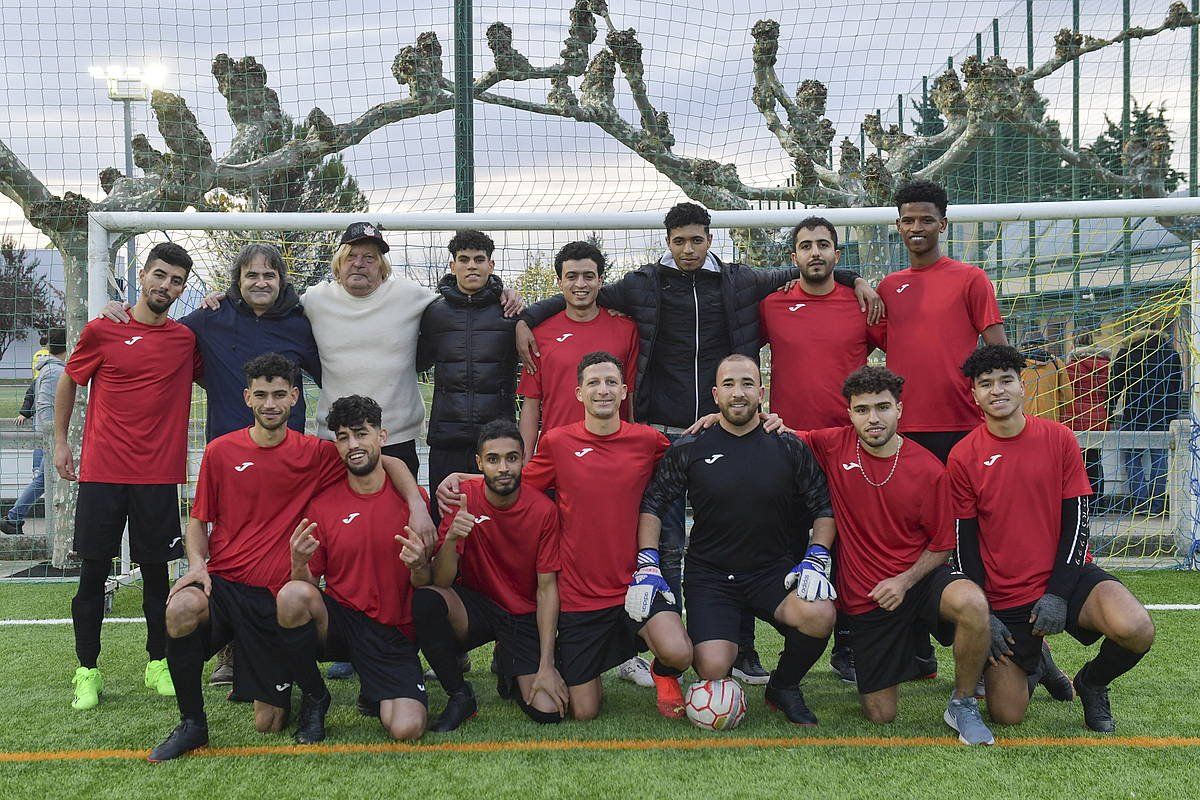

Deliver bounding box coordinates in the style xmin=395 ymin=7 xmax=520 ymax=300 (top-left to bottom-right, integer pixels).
xmin=522 ymin=257 xmax=860 ymax=426
xmin=418 ymin=274 xmax=517 ymax=448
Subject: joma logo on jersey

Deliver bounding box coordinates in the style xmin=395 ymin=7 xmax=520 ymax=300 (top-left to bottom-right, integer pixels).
xmin=895 ymin=283 xmax=911 ymax=293
xmin=473 ymin=515 xmax=491 ymax=524
xmin=275 ymin=682 xmax=291 ymax=692
xmin=983 ymin=454 xmax=1003 ymax=467
xmin=841 ymin=462 xmax=861 ymax=471
xmin=704 ymin=454 xmax=725 ymax=464
xmin=123 ymin=336 xmax=143 ymax=345
xmin=555 ymin=333 xmax=574 ymax=342
xmin=573 ymin=448 xmax=594 ymax=458
xmin=234 ymin=462 xmax=254 ymax=472
xmin=341 ymin=512 xmax=361 ymax=524
xmin=788 ymin=303 xmax=807 ymax=312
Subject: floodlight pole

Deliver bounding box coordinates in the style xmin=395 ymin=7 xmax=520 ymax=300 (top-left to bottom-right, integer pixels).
xmin=121 ymin=99 xmax=136 ymax=305
xmin=454 ymin=0 xmax=475 ymax=213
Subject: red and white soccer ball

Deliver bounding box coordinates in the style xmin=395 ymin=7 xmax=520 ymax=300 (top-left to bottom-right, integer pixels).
xmin=685 ymin=678 xmax=747 ymax=731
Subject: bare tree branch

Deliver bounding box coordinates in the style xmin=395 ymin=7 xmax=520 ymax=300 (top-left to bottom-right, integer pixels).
xmin=0 ymin=139 xmax=56 ymax=213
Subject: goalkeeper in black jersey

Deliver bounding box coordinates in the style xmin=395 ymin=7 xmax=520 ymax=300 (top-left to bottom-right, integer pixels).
xmin=638 ymin=354 xmax=836 ymax=725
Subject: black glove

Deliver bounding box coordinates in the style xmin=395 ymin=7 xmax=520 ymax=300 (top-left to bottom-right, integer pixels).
xmin=988 ymin=614 xmax=1015 ymax=663
xmin=1029 ymin=593 xmax=1068 ymax=636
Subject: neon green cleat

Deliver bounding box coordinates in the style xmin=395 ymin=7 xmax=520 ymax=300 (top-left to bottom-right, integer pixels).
xmin=145 ymin=659 xmax=176 ymax=697
xmin=71 ymin=666 xmax=103 ymax=710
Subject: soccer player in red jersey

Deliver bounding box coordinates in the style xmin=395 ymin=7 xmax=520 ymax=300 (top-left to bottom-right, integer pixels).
xmin=878 ymin=180 xmax=1007 ymax=464
xmin=798 ymin=366 xmax=993 ymax=744
xmin=760 ymin=217 xmax=886 ymax=431
xmin=516 ymin=241 xmax=638 ymax=455
xmin=274 ymin=395 xmax=434 ymax=744
xmin=413 ymin=420 xmax=567 ymax=731
xmin=950 ymin=345 xmax=1155 ymax=732
xmin=640 ymin=355 xmax=835 ymax=725
xmin=148 ymin=354 xmax=433 ymax=762
xmin=54 ymin=242 xmax=202 ymax=712
xmin=438 ymin=352 xmax=692 ymax=721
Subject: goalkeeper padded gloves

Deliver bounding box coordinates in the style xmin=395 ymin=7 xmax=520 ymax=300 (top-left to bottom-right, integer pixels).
xmin=1029 ymin=593 xmax=1068 ymax=636
xmin=988 ymin=614 xmax=1015 ymax=662
xmin=624 ymin=548 xmax=676 ymax=622
xmin=784 ymin=544 xmax=837 ymax=602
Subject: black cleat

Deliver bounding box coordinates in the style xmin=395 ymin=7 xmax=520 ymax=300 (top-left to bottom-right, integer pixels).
xmin=1073 ymin=669 xmax=1115 ymax=733
xmin=356 ymin=692 xmax=380 ymax=718
xmin=430 ymin=684 xmax=478 ymax=732
xmin=731 ymin=649 xmax=770 ymax=685
xmin=294 ymin=691 xmax=332 ymax=744
xmin=764 ymin=683 xmax=818 ymax=726
xmin=829 ymin=645 xmax=857 ymax=685
xmin=1037 ymin=643 xmax=1075 ymax=702
xmin=148 ymin=718 xmax=209 ymax=762
xmin=496 ymin=671 xmax=515 ymax=701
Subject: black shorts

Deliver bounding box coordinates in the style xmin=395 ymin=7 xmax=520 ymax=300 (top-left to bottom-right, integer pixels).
xmin=847 ymin=565 xmax=962 ymax=694
xmin=318 ymin=594 xmax=427 ymax=706
xmin=992 ymin=563 xmax=1120 ymax=676
xmin=556 ymin=594 xmax=678 ymax=687
xmin=683 ymin=560 xmax=793 ymax=645
xmin=73 ymin=482 xmax=183 ymax=563
xmin=452 ymin=583 xmax=542 ymax=679
xmin=194 ymin=575 xmax=292 ymax=708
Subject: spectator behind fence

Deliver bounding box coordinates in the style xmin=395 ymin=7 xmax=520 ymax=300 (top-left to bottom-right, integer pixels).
xmin=1065 ymin=333 xmax=1111 ymax=502
xmin=1020 ymin=334 xmax=1073 ymax=422
xmin=2 ymin=330 xmax=66 ymax=535
xmin=1109 ymin=327 xmax=1182 ymax=516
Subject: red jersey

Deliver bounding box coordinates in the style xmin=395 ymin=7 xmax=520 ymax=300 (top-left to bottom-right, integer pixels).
xmin=517 ymin=310 xmax=639 ymax=434
xmin=522 ymin=421 xmax=668 ymax=612
xmin=947 ymin=415 xmax=1092 ymax=610
xmin=877 ymin=257 xmax=1003 ymax=432
xmin=760 ymin=284 xmax=886 ymax=430
xmin=306 ymin=479 xmax=425 ymax=639
xmin=436 ymin=477 xmax=561 ymax=616
xmin=66 ymin=317 xmax=201 ymax=484
xmin=799 ymin=427 xmax=954 ymax=615
xmin=194 ymin=428 xmax=344 ymax=594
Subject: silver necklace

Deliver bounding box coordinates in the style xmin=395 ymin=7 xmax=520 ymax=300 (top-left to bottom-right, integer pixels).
xmin=855 ymin=437 xmax=902 ymax=488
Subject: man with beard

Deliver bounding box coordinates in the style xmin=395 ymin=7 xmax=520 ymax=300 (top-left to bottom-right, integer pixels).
xmin=638 ymin=355 xmax=835 ymax=725
xmin=55 ymin=242 xmax=202 ymax=711
xmin=437 ymin=352 xmax=692 ymax=721
xmin=950 ymin=345 xmax=1155 ymax=733
xmin=147 ymin=354 xmax=433 ymax=761
xmin=413 ymin=420 xmax=567 ymax=730
xmin=274 ymin=395 xmax=434 ymax=743
xmin=797 ymin=366 xmax=993 ymax=744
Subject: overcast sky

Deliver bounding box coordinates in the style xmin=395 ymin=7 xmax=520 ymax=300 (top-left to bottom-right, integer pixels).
xmin=1 ymin=0 xmax=1194 ymax=277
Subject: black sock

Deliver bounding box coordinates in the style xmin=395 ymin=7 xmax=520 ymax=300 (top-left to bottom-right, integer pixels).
xmin=651 ymin=657 xmax=682 ymax=678
xmin=1082 ymin=638 xmax=1148 ymax=687
xmin=141 ymin=563 xmax=169 ymax=661
xmin=412 ymin=589 xmax=466 ymax=693
xmin=737 ymin=611 xmax=756 ymax=654
xmin=71 ymin=558 xmax=110 ymax=668
xmin=833 ymin=614 xmax=851 ymax=653
xmin=278 ymin=620 xmax=327 ymax=699
xmin=770 ymin=630 xmax=828 ymax=688
xmin=166 ymin=629 xmax=207 ymax=722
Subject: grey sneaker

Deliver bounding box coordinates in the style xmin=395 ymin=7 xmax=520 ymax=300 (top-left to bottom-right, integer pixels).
xmin=944 ymin=695 xmax=995 ymax=746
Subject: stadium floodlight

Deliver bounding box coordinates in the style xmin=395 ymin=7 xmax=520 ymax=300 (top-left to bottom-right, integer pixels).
xmin=87 ymin=62 xmax=168 ymax=304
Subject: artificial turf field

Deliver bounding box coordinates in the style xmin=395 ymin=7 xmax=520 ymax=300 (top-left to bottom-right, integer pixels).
xmin=0 ymin=570 xmax=1195 ymax=799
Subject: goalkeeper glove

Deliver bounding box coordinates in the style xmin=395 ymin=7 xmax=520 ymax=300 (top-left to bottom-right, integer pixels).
xmin=1029 ymin=593 xmax=1068 ymax=636
xmin=624 ymin=548 xmax=676 ymax=622
xmin=784 ymin=544 xmax=837 ymax=601
xmin=988 ymin=614 xmax=1015 ymax=662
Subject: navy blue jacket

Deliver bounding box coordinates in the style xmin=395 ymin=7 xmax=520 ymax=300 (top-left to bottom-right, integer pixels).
xmin=181 ymin=283 xmax=321 ymax=441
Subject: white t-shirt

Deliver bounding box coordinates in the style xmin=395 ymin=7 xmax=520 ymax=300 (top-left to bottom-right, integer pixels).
xmin=302 ymin=277 xmax=436 ymax=443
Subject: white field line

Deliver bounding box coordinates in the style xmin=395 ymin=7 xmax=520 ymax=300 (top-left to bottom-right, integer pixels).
xmin=0 ymin=604 xmax=1198 ymax=625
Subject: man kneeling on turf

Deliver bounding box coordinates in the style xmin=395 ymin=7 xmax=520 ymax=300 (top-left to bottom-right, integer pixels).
xmin=276 ymin=394 xmax=433 ymax=743
xmin=415 ymin=419 xmax=568 ymax=730
xmin=795 ymin=366 xmax=993 ymax=744
xmin=950 ymin=345 xmax=1155 ymax=732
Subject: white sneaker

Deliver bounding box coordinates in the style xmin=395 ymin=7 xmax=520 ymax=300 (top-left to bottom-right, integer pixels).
xmin=617 ymin=656 xmax=655 ymax=688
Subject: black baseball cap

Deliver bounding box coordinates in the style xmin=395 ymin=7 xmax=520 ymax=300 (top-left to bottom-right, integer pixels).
xmin=339 ymin=222 xmax=389 ymax=254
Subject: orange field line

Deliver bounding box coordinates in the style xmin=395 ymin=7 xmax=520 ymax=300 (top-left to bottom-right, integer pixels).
xmin=3 ymin=735 xmax=1199 ymax=763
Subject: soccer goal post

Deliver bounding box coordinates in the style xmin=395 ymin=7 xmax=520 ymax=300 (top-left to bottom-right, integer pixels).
xmin=76 ymin=196 xmax=1200 ymax=576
